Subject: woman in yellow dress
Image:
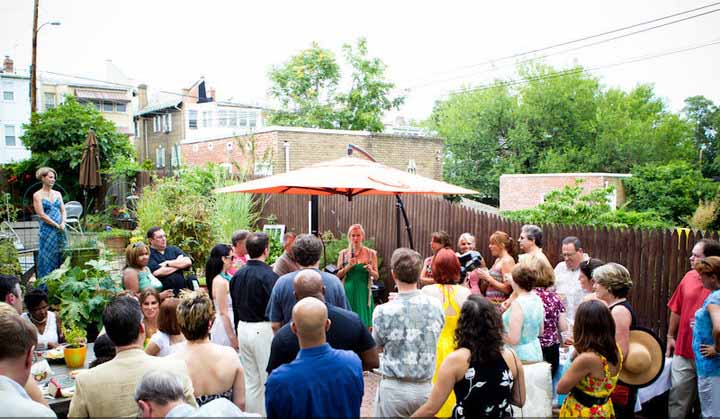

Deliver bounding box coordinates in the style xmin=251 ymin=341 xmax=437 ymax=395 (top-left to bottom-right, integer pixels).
xmin=558 ymin=300 xmax=622 ymax=418
xmin=421 ymin=248 xmax=471 ymax=417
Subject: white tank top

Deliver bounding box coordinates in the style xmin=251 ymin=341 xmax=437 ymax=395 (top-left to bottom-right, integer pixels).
xmin=22 ymin=311 xmax=59 ymax=349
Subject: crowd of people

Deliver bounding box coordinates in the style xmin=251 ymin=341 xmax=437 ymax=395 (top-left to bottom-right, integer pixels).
xmin=1 ymin=219 xmax=720 ymax=418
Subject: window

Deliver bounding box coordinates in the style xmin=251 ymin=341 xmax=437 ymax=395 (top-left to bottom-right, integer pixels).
xmin=228 ymin=110 xmax=237 ymax=127
xmin=249 ymin=112 xmax=257 ymax=130
xmin=4 ymin=125 xmax=16 ymax=146
xmin=94 ymin=101 xmax=102 ymax=111
xmin=153 ymin=116 xmax=159 ymax=133
xmin=407 ymin=159 xmax=417 ymax=174
xmin=219 ymin=110 xmax=228 ymax=127
xmin=116 ymin=102 xmax=127 ymax=113
xmin=102 ymin=102 xmax=113 ymax=112
xmin=44 ymin=93 xmax=55 ymax=110
xmin=254 ymin=161 xmax=273 ymax=177
xmin=3 ymin=91 xmax=13 ymax=101
xmin=188 ymin=110 xmax=198 ymax=129
xmin=162 ymin=114 xmax=172 ymax=132
xmin=202 ymin=111 xmax=212 ymax=128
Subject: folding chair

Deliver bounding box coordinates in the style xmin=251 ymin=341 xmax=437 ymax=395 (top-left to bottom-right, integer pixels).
xmin=65 ymin=201 xmax=84 ymax=234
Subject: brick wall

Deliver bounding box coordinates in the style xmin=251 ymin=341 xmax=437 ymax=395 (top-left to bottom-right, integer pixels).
xmin=499 ymin=173 xmax=630 ymax=211
xmin=180 ymin=128 xmax=444 ymax=180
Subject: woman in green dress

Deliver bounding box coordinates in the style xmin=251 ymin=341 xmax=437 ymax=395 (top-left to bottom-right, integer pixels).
xmin=337 ymin=224 xmax=378 ymax=328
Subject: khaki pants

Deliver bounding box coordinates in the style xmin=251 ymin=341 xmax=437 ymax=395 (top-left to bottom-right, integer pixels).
xmin=669 ymin=355 xmax=698 ymax=419
xmin=374 ymin=376 xmax=432 ymax=417
xmin=237 ymin=320 xmax=273 ymax=416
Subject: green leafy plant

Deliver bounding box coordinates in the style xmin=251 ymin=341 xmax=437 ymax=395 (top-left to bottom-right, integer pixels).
xmin=502 ymin=182 xmax=670 ymax=229
xmin=1 ymin=193 xmax=18 ymax=222
xmin=264 ymin=228 xmax=284 ymax=266
xmin=38 ymin=258 xmax=121 ymax=334
xmin=97 ymin=228 xmax=134 ymax=240
xmin=62 ymin=322 xmax=87 ymax=348
xmin=0 ymin=238 xmax=22 ymax=277
xmin=318 ymin=232 xmax=382 ymax=271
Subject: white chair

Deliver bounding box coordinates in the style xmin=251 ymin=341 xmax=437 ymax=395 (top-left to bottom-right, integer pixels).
xmin=65 ymin=201 xmax=84 ymax=234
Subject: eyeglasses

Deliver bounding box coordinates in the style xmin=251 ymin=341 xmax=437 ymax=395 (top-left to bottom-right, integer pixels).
xmin=132 ymin=242 xmax=146 ymax=248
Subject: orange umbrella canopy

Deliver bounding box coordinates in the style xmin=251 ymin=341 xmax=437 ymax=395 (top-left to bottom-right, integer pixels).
xmin=215 ymin=156 xmax=478 ymax=199
xmin=79 ymin=129 xmax=102 ymax=188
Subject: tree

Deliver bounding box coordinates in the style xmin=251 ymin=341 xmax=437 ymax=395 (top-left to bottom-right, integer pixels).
xmin=683 ymin=96 xmax=720 ymax=177
xmin=267 ymin=38 xmax=405 ymax=132
xmin=20 ymin=96 xmax=134 ymax=200
xmin=623 ymin=161 xmax=717 ymax=225
xmin=430 ymin=63 xmax=696 ymax=204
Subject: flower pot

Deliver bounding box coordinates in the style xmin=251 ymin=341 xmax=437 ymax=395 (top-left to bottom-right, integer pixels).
xmin=63 ymin=344 xmax=87 ymax=369
xmin=102 ymin=236 xmax=128 ymax=254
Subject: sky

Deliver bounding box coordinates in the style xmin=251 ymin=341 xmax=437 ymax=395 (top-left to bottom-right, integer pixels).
xmin=2 ymin=0 xmax=719 ymax=122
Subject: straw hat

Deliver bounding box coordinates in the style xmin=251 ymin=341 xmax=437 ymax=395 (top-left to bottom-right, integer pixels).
xmin=619 ymin=327 xmax=665 ymax=387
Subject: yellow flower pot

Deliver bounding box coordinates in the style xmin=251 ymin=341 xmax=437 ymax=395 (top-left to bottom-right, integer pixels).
xmin=63 ymin=344 xmax=87 ymax=369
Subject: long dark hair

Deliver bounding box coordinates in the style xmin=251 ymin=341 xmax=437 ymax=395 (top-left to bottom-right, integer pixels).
xmin=573 ymin=300 xmax=619 ymax=366
xmin=455 ymin=295 xmax=504 ymax=364
xmin=205 ymin=244 xmax=232 ymax=300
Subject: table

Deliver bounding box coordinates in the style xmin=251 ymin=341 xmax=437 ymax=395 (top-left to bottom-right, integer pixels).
xmin=46 ymin=343 xmax=95 ymax=419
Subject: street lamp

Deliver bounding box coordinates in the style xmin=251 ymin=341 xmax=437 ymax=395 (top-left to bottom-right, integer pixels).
xmin=30 ymin=9 xmax=61 ymax=114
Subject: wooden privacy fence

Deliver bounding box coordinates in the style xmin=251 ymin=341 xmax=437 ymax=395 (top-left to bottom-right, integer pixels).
xmin=259 ymin=193 xmax=718 ymax=336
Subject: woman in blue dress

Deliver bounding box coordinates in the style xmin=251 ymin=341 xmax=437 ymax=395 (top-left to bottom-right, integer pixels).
xmin=32 ymin=167 xmax=66 ymax=278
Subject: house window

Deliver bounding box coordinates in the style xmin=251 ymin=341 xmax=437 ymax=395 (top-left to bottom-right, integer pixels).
xmin=45 ymin=93 xmax=55 ymax=110
xmin=165 ymin=114 xmax=172 ymax=132
xmin=116 ymin=102 xmax=127 ymax=112
xmin=202 ymin=111 xmax=212 ymax=127
xmin=229 ymin=110 xmax=237 ymax=127
xmin=254 ymin=161 xmax=273 ymax=177
xmin=188 ymin=110 xmax=198 ymax=129
xmin=248 ymin=111 xmax=257 ymax=129
xmin=4 ymin=125 xmax=16 ymax=146
xmin=219 ymin=110 xmax=228 ymax=127
xmin=407 ymin=159 xmax=417 ymax=174
xmin=102 ymin=102 xmax=114 ymax=112
xmin=153 ymin=116 xmax=159 ymax=133
xmin=94 ymin=101 xmax=102 ymax=111
xmin=3 ymin=91 xmax=13 ymax=101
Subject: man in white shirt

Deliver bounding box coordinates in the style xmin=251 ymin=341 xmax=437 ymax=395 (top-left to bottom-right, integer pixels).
xmin=0 ymin=311 xmax=56 ymax=417
xmin=553 ymin=236 xmax=589 ymax=327
xmin=136 ymin=369 xmax=259 ymax=417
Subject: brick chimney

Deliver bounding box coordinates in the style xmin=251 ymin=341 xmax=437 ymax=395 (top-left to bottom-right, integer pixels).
xmin=137 ymin=84 xmax=148 ymax=109
xmin=208 ymin=87 xmax=216 ymax=102
xmin=3 ymin=56 xmax=13 ymax=74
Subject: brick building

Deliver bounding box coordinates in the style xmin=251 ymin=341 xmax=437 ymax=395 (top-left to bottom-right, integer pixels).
xmin=499 ymin=173 xmax=630 ymax=212
xmin=180 ymin=126 xmax=444 ymax=180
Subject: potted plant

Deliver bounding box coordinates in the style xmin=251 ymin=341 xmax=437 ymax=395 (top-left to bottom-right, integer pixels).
xmin=97 ymin=228 xmax=133 ymax=254
xmin=62 ymin=322 xmax=87 ymax=368
xmin=63 ymin=238 xmax=100 ymax=268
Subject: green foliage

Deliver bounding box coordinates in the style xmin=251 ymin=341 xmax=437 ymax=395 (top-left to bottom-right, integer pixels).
xmin=0 ymin=238 xmax=22 ymax=277
xmin=101 ymin=155 xmax=143 ymax=181
xmin=37 ymin=258 xmax=121 ymax=334
xmin=268 ymin=38 xmax=404 ymax=132
xmin=62 ymin=322 xmax=87 ymax=348
xmin=137 ymin=164 xmax=260 ymax=269
xmin=97 ymin=228 xmax=134 ymax=240
xmin=501 ymin=183 xmax=670 ymax=229
xmin=20 ymin=96 xmax=135 ymax=200
xmin=624 ymin=161 xmax=717 ymax=225
xmin=683 ymin=96 xmax=720 ymax=177
xmin=1 ymin=193 xmax=18 ymax=222
xmin=264 ymin=228 xmax=284 ymax=266
xmin=431 ymin=63 xmax=696 ymax=204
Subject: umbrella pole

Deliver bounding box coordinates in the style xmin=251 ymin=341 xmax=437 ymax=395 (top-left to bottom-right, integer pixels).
xmin=395 ymin=195 xmax=414 ymax=250
xmin=310 ymin=195 xmax=319 ymax=236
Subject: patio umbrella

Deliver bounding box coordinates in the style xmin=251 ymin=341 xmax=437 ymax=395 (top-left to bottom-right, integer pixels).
xmin=216 ymin=145 xmax=478 ymax=249
xmin=79 ymin=128 xmax=102 ymax=211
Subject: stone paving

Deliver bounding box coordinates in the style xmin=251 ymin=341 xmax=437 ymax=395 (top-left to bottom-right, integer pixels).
xmin=361 ymin=371 xmax=380 ymax=417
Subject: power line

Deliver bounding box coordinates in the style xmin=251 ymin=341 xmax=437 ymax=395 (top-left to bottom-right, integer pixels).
xmin=447 ymin=38 xmax=720 ymax=96
xmin=404 ymin=1 xmax=720 ymax=90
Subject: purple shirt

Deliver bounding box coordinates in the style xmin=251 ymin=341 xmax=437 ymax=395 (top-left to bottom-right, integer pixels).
xmin=534 ymin=287 xmax=565 ymax=347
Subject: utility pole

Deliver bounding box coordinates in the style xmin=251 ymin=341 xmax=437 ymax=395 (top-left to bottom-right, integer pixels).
xmin=30 ymin=0 xmax=39 ymax=114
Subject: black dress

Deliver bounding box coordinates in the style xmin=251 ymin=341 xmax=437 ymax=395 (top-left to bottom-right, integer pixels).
xmin=452 ymin=356 xmax=514 ymax=419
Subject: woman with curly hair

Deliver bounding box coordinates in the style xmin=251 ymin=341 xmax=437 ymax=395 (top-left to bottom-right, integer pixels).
xmin=413 ymin=295 xmax=525 ymax=418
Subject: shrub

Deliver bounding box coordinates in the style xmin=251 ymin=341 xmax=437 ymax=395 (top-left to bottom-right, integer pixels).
xmin=689 ymin=200 xmax=719 ymax=231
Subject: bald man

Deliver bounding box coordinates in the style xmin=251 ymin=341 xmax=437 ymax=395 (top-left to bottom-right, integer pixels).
xmin=264 ymin=297 xmax=364 ymax=419
xmin=266 ymin=270 xmax=377 ymax=373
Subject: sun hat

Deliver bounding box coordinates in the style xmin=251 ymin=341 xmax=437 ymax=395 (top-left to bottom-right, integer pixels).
xmin=619 ymin=327 xmax=665 ymax=387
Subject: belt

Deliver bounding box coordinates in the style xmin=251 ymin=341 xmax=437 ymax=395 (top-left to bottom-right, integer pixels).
xmin=570 ymin=387 xmax=610 ymax=408
xmin=381 ymin=375 xmax=431 ymax=383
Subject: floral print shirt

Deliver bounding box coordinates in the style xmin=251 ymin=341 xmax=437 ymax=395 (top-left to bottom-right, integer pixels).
xmin=534 ymin=287 xmax=566 ymax=347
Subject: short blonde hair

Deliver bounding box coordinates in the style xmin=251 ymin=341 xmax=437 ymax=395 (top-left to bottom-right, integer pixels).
xmin=594 ymin=263 xmax=633 ymax=298
xmin=521 ymin=253 xmax=555 ymax=288
xmin=457 ymin=233 xmax=476 ymax=249
xmin=176 ymin=290 xmax=214 ymax=341
xmin=35 ymin=167 xmax=57 ymax=180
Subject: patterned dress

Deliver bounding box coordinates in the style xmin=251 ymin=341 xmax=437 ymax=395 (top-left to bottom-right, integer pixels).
xmin=452 ymin=356 xmax=514 ymax=418
xmin=560 ymin=349 xmax=622 ymax=418
xmin=37 ymin=198 xmax=66 ymax=278
xmin=433 ymin=285 xmax=462 ymax=418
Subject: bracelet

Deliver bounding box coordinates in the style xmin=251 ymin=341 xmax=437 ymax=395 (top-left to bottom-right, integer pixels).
xmin=667 ymin=335 xmax=676 ymax=339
